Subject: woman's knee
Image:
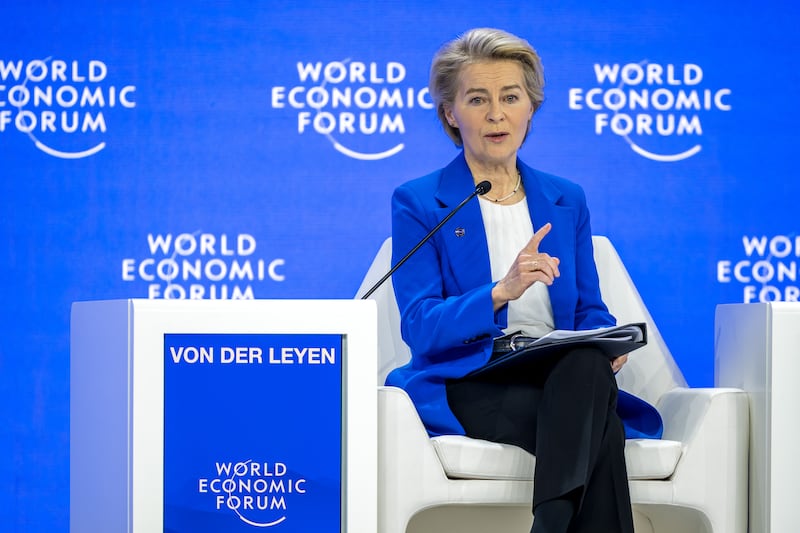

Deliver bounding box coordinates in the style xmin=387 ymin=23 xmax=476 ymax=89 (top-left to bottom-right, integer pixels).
xmin=555 ymin=348 xmax=614 ymax=379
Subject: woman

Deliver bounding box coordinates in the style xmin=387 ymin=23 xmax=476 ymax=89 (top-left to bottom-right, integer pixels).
xmin=386 ymin=28 xmax=661 ymax=533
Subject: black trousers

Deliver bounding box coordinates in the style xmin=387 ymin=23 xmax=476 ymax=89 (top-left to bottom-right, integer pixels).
xmin=445 ymin=347 xmax=634 ymax=533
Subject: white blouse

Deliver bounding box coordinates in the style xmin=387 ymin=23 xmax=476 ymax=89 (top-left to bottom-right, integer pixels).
xmin=478 ymin=195 xmax=555 ymax=338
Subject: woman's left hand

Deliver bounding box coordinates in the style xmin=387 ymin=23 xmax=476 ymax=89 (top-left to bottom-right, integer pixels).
xmin=611 ymin=354 xmax=628 ymax=373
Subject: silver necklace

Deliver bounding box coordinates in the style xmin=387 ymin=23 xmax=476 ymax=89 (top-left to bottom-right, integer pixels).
xmin=484 ymin=172 xmax=522 ymax=203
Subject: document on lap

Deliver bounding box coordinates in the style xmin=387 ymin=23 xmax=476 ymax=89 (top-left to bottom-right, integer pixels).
xmin=469 ymin=323 xmax=647 ymax=378
xmin=525 ymin=323 xmax=645 ymax=345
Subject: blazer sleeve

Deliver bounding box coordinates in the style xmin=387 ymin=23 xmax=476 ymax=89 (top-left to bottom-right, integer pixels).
xmin=391 ymin=182 xmax=505 ymax=367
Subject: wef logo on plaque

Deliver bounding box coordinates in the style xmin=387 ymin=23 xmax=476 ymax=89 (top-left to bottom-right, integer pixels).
xmin=163 ymin=333 xmax=344 ymax=532
xmin=197 ymin=460 xmax=304 ymax=527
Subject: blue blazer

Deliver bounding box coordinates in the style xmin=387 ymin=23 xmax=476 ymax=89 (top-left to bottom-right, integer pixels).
xmin=385 ymin=152 xmax=662 ymax=440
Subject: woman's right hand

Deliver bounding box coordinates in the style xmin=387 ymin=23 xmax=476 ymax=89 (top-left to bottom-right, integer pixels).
xmin=492 ymin=222 xmax=561 ymax=311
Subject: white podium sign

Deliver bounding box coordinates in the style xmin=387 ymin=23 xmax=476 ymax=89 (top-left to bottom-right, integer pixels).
xmin=70 ymin=299 xmax=377 ymax=533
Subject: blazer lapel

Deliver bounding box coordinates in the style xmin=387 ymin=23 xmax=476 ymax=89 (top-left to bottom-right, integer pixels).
xmin=432 ymin=154 xmax=577 ymax=328
xmin=520 ymin=161 xmax=577 ymax=329
xmin=434 ymin=154 xmax=492 ymax=293
xmin=519 ymin=162 xmax=571 ymax=254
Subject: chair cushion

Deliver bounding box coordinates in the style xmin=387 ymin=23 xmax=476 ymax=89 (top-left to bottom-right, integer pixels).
xmin=432 ymin=435 xmax=535 ymax=481
xmin=431 ymin=435 xmax=682 ymax=481
xmin=624 ymin=438 xmax=682 ymax=480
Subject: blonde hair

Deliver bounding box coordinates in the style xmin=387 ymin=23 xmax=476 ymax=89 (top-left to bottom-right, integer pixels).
xmin=429 ymin=28 xmax=545 ymax=146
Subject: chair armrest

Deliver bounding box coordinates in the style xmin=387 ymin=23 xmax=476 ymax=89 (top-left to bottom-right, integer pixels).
xmin=378 ymin=386 xmax=456 ymax=530
xmin=654 ymin=387 xmax=749 ymax=531
xmin=657 ymin=387 xmax=745 ymax=444
xmin=377 ymin=386 xmax=449 ymax=486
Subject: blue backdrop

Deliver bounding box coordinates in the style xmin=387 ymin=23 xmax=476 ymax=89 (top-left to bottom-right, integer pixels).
xmin=2 ymin=1 xmax=798 ymax=530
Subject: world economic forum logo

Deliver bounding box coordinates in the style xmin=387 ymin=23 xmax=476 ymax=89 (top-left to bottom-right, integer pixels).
xmin=568 ymin=61 xmax=731 ymax=162
xmin=0 ymin=57 xmax=136 ymax=159
xmin=198 ymin=460 xmax=307 ymax=528
xmin=270 ymin=58 xmax=433 ymax=161
xmin=121 ymin=231 xmax=286 ymax=299
xmin=717 ymin=233 xmax=800 ymax=303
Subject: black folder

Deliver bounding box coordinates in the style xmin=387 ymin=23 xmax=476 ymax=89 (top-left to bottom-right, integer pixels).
xmin=468 ymin=322 xmax=647 ymax=378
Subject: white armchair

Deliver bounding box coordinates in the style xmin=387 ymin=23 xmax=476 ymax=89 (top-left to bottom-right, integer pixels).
xmin=357 ymin=236 xmax=749 ymax=533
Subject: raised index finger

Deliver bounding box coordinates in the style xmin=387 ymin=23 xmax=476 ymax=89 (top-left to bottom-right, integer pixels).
xmin=524 ymin=222 xmax=552 ymax=253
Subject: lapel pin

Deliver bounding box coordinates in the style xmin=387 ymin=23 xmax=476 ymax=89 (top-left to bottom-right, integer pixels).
xmin=454 ymin=227 xmax=466 ymax=238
